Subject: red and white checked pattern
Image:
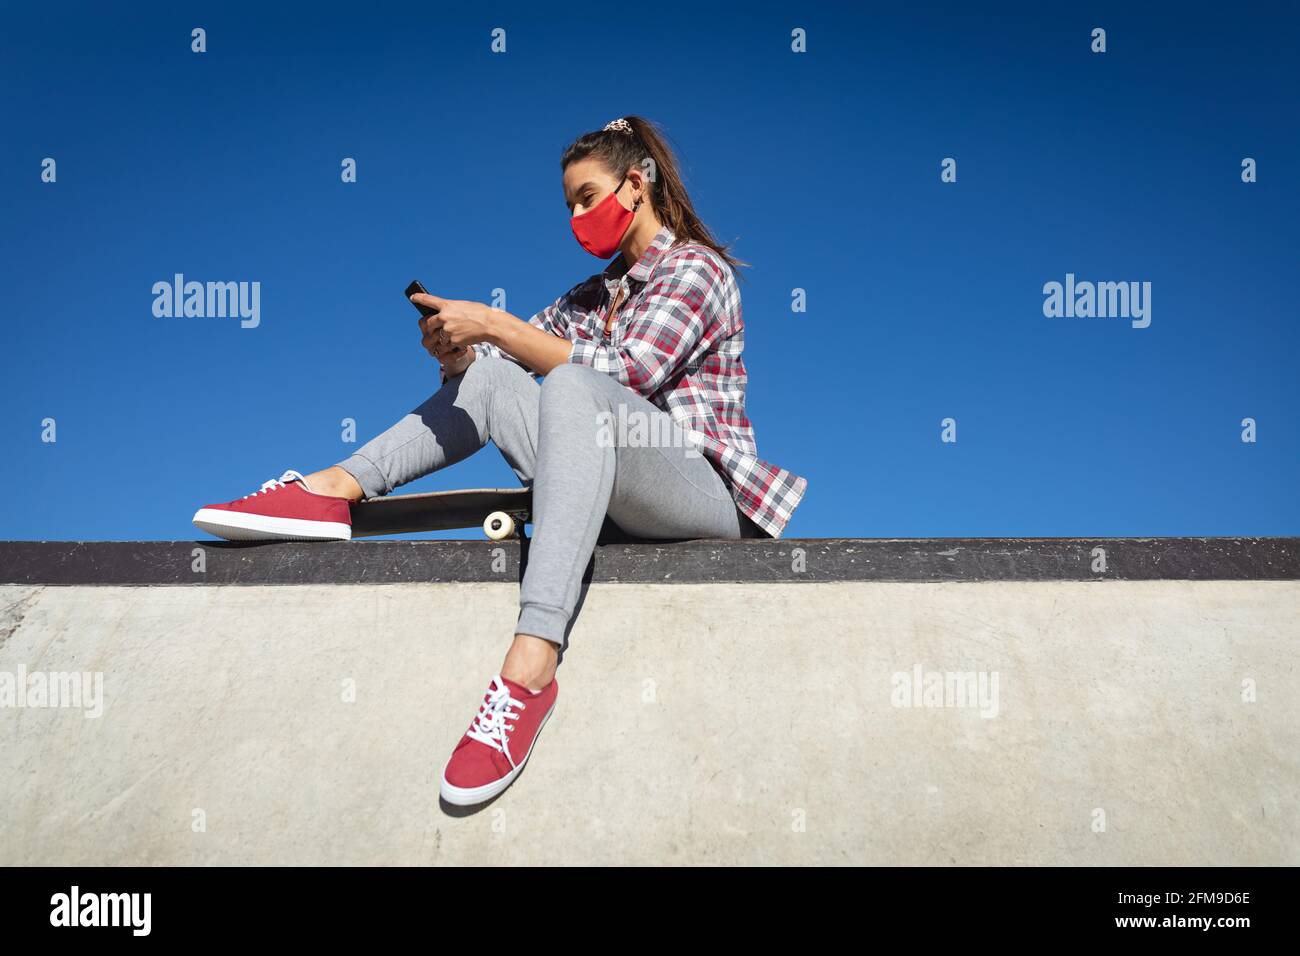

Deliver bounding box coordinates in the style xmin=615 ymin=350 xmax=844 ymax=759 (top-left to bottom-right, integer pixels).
xmin=474 ymin=225 xmax=807 ymax=538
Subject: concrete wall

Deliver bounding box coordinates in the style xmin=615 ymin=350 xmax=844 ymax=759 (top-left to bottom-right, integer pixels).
xmin=3 ymin=578 xmax=1297 ymax=865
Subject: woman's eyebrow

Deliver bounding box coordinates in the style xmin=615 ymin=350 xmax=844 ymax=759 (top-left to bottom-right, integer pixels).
xmin=565 ymin=182 xmax=597 ymax=207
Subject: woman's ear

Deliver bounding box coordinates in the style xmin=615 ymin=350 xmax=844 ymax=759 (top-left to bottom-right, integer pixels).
xmin=626 ymin=166 xmax=648 ymax=208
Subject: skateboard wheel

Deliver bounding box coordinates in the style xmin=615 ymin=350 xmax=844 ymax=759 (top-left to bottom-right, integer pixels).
xmin=484 ymin=511 xmax=515 ymax=540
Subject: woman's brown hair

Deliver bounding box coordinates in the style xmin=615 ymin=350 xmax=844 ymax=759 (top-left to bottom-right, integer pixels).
xmin=560 ymin=116 xmax=746 ymax=272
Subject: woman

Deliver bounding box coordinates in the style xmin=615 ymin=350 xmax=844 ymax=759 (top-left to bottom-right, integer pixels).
xmin=192 ymin=116 xmax=808 ymax=806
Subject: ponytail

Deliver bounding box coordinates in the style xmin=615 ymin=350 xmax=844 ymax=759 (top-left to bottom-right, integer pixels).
xmin=560 ymin=116 xmax=747 ymax=273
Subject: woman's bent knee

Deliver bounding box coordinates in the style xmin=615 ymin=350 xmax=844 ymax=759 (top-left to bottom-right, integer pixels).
xmin=540 ymin=361 xmax=616 ymax=402
xmin=463 ymin=354 xmax=530 ymax=384
xmin=451 ymin=355 xmax=538 ymax=402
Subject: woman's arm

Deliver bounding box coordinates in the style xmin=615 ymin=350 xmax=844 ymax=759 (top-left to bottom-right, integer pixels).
xmin=485 ymin=314 xmax=573 ymax=375
xmin=415 ymin=252 xmax=730 ymax=390
xmin=413 ymin=291 xmax=575 ymax=377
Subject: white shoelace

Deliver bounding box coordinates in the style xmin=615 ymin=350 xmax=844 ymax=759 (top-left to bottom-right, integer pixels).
xmin=467 ymin=677 xmax=527 ymax=767
xmin=243 ymin=469 xmax=307 ymax=499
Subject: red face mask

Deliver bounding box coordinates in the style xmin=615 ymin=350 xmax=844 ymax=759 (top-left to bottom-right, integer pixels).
xmin=570 ymin=175 xmax=637 ymax=258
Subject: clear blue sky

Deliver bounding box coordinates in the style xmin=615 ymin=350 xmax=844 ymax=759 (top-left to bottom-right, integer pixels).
xmin=2 ymin=1 xmax=1296 ymax=540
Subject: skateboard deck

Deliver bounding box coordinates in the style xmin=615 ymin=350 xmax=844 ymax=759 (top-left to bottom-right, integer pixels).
xmin=348 ymin=486 xmax=650 ymax=542
xmin=350 ymin=487 xmax=532 ymax=539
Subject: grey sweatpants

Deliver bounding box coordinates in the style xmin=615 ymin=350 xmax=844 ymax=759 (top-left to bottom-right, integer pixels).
xmin=336 ymin=356 xmax=762 ymax=650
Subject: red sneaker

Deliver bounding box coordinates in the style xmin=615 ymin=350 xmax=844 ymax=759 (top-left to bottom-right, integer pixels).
xmin=192 ymin=469 xmax=352 ymax=541
xmin=440 ymin=674 xmax=558 ymax=806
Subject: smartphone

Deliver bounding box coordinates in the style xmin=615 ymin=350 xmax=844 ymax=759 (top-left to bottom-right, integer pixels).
xmin=405 ymin=280 xmax=438 ymax=318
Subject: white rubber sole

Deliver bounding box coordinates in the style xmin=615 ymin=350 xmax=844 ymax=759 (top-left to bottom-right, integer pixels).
xmin=192 ymin=508 xmax=352 ymax=542
xmin=440 ymin=703 xmax=556 ymax=806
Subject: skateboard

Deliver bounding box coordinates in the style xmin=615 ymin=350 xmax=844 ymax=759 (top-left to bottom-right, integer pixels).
xmin=350 ymin=487 xmax=532 ymax=540
xmin=348 ymin=486 xmax=648 ymax=543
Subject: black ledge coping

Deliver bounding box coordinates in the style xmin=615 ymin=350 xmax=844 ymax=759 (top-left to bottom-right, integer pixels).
xmin=0 ymin=538 xmax=1298 ymax=586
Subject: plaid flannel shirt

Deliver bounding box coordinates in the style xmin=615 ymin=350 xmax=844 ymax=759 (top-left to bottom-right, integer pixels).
xmin=470 ymin=225 xmax=807 ymax=538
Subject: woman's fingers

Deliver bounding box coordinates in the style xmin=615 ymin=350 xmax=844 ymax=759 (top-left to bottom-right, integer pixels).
xmin=428 ymin=316 xmax=471 ymax=347
xmin=415 ymin=297 xmax=471 ymax=359
xmin=421 ymin=327 xmax=445 ymax=356
xmin=434 ymin=345 xmax=467 ymax=370
xmin=427 ymin=331 xmax=465 ymax=359
xmin=410 ymin=292 xmax=447 ymax=314
xmin=426 ymin=314 xmax=452 ymax=340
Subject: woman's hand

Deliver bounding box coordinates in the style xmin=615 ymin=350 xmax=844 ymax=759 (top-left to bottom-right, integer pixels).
xmin=419 ymin=317 xmax=474 ymax=374
xmin=436 ymin=339 xmax=475 ymax=377
xmin=413 ymin=292 xmax=575 ymax=378
xmin=411 ymin=294 xmax=498 ymax=348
